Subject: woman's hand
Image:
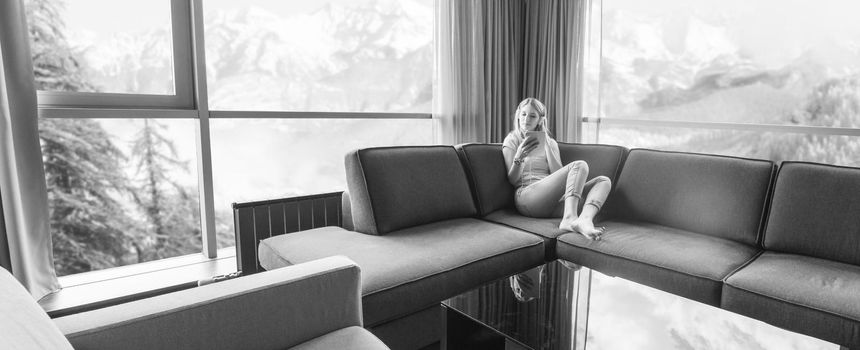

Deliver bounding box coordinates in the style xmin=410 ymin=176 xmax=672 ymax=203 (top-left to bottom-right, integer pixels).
xmin=503 ymin=134 xmax=539 ymax=186
xmin=514 ymin=135 xmax=539 ymax=160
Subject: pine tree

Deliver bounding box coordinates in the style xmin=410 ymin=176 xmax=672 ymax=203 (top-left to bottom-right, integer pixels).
xmin=737 ymin=76 xmax=860 ymax=165
xmin=27 ymin=0 xmax=140 ymax=275
xmin=131 ymin=120 xmax=201 ymax=261
xmin=40 ymin=119 xmax=140 ymax=275
xmin=26 ymin=0 xmax=92 ymax=92
xmin=786 ymin=75 xmax=860 ymax=166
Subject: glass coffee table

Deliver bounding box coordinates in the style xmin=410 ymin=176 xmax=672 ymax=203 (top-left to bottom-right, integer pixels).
xmin=442 ymin=261 xmax=839 ymax=350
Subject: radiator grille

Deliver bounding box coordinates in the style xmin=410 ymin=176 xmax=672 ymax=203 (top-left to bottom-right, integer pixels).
xmin=232 ymin=192 xmax=343 ymax=275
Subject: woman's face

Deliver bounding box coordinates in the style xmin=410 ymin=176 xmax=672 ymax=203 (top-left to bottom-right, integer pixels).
xmin=518 ymin=105 xmax=541 ymax=131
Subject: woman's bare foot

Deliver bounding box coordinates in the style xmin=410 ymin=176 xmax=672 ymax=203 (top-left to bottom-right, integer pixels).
xmin=558 ymin=214 xmax=578 ymax=232
xmin=561 ymin=217 xmax=604 ymax=240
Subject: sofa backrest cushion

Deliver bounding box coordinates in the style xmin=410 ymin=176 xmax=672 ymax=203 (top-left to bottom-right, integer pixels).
xmin=764 ymin=162 xmax=860 ymax=265
xmin=558 ymin=142 xmax=628 ymax=187
xmin=456 ymin=144 xmax=514 ymax=216
xmin=0 ymin=268 xmax=74 ymax=350
xmin=456 ymin=142 xmax=628 ymax=217
xmin=609 ymin=149 xmax=775 ymax=246
xmin=345 ymin=146 xmax=477 ymax=235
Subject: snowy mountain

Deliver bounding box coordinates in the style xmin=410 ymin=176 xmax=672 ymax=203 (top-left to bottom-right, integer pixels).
xmin=70 ymin=27 xmax=175 ymax=95
xmin=203 ymin=0 xmax=433 ymax=112
xmin=600 ymin=9 xmax=834 ymax=123
xmin=70 ymin=0 xmax=433 ymax=113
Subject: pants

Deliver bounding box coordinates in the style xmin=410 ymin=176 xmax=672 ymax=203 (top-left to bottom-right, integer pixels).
xmin=515 ymin=160 xmax=611 ymax=218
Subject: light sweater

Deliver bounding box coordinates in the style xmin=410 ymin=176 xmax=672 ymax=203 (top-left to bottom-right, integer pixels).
xmin=502 ymin=131 xmax=563 ymax=188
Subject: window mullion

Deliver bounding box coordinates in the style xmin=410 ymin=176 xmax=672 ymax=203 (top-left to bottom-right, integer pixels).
xmin=171 ymin=0 xmax=195 ymax=108
xmin=189 ymin=0 xmax=217 ymax=258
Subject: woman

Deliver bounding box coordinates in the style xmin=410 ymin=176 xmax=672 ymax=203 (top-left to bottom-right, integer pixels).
xmin=502 ymin=98 xmax=611 ymax=240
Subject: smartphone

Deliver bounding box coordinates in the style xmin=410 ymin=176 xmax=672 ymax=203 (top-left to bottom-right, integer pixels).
xmin=525 ymin=131 xmax=546 ymax=149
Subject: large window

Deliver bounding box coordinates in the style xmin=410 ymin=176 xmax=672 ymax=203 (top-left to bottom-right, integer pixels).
xmin=29 ymin=0 xmax=434 ymax=277
xmin=588 ymin=0 xmax=860 ymax=166
xmin=28 ymin=0 xmax=200 ymax=276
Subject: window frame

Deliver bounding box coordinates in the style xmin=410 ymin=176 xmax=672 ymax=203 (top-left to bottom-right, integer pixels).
xmin=36 ymin=0 xmax=195 ymax=109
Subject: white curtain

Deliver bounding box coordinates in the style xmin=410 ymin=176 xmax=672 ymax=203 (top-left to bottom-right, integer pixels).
xmin=0 ymin=0 xmax=61 ymax=299
xmin=434 ymin=0 xmax=487 ymax=144
xmin=435 ymin=0 xmax=592 ymax=144
xmin=435 ymin=0 xmax=528 ymax=144
xmin=483 ymin=0 xmax=527 ymax=142
xmin=522 ymin=0 xmax=592 ymax=143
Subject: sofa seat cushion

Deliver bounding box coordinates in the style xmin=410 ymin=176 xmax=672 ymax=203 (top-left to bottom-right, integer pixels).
xmin=723 ymin=252 xmax=860 ymax=346
xmin=556 ymin=220 xmax=760 ymax=306
xmin=259 ymin=218 xmax=545 ymax=326
xmin=289 ymin=326 xmax=389 ymax=350
xmin=483 ymin=208 xmax=566 ymax=260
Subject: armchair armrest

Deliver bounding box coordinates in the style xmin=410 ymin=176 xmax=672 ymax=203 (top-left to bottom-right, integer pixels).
xmin=54 ymin=256 xmax=362 ymax=350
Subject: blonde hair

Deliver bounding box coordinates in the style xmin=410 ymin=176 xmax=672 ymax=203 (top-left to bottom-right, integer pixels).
xmin=513 ymin=97 xmax=551 ymax=136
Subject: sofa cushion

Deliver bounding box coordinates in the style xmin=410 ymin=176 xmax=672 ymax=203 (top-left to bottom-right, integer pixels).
xmin=556 ymin=220 xmax=760 ymax=306
xmin=483 ymin=208 xmax=566 ymax=260
xmin=258 ymin=219 xmax=544 ymax=326
xmin=345 ymin=146 xmax=477 ymax=235
xmin=557 ymin=142 xmax=627 ymax=183
xmin=456 ymin=143 xmax=515 ymax=216
xmin=289 ymin=326 xmax=390 ymax=350
xmin=456 ymin=142 xmax=627 ymax=217
xmin=764 ymin=162 xmax=860 ymax=266
xmin=723 ymin=252 xmax=860 ymax=347
xmin=0 ymin=268 xmax=74 ymax=350
xmin=607 ymin=149 xmax=775 ymax=246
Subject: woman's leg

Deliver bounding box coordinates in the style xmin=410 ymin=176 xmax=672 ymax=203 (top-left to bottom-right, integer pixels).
xmin=557 ymin=161 xmax=589 ymax=224
xmin=516 ymin=160 xmax=589 ymax=219
xmin=516 ymin=161 xmax=611 ymax=239
xmin=561 ymin=176 xmax=612 ymax=238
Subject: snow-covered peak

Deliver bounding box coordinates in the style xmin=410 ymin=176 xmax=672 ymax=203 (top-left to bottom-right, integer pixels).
xmin=681 ymin=16 xmax=738 ymax=68
xmin=602 ymin=10 xmax=673 ymax=66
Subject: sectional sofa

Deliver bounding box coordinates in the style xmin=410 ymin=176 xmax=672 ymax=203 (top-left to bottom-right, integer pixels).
xmin=256 ymin=143 xmax=860 ymax=349
xmin=1 ymin=256 xmax=389 ymax=350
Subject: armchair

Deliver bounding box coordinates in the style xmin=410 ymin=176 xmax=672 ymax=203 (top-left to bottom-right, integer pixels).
xmin=1 ymin=256 xmax=388 ymax=350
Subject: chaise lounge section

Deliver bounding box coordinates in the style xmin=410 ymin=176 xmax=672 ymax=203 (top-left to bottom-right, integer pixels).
xmin=258 ymin=146 xmax=546 ymax=347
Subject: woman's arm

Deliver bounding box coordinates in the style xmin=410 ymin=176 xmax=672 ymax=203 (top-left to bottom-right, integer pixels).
xmin=546 ymin=138 xmax=563 ymax=173
xmin=503 ymin=135 xmax=538 ymax=186
xmin=502 ymin=146 xmax=522 ymax=186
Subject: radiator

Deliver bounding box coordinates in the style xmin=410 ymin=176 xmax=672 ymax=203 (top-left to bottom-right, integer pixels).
xmin=232 ymin=191 xmax=344 ymax=275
